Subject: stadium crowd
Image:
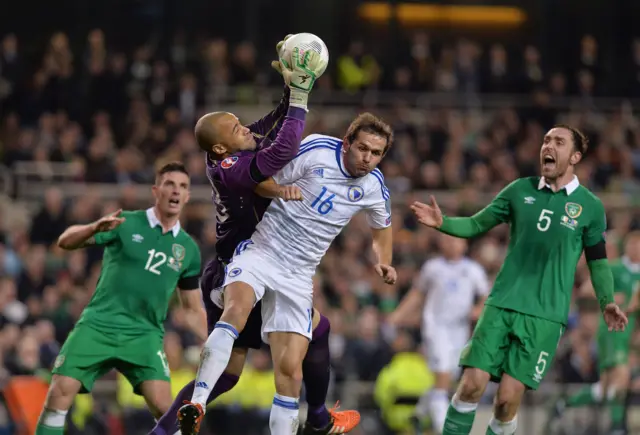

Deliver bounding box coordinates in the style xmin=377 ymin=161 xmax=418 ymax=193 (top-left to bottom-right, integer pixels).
xmin=2 ymin=29 xmax=640 ymax=433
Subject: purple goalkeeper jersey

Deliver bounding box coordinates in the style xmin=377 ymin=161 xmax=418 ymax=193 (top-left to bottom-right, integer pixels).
xmin=205 ymin=89 xmax=306 ymax=262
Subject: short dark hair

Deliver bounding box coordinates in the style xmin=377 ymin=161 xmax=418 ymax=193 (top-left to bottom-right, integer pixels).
xmin=155 ymin=161 xmax=189 ymax=184
xmin=554 ymin=124 xmax=589 ymax=155
xmin=345 ymin=112 xmax=394 ymax=153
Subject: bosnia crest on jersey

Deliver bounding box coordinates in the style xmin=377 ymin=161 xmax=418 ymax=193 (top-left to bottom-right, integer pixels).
xmin=347 ymin=186 xmax=365 ymax=202
xmin=565 ymin=202 xmax=583 ymax=219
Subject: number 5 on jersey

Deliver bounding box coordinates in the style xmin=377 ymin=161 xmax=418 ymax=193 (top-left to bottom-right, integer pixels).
xmin=311 ymin=186 xmax=335 ymax=215
xmin=537 ymin=209 xmax=553 ymax=232
xmin=145 ymin=249 xmax=167 ymax=275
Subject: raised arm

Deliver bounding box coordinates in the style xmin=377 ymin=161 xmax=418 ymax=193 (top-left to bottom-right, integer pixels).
xmin=412 ymin=181 xmax=516 ymax=238
xmin=212 ymin=108 xmax=306 ymax=194
xmin=57 ymin=209 xmax=125 ymax=250
xmin=252 ymin=107 xmax=307 ymax=179
xmin=439 ymin=208 xmax=504 ymax=238
xmin=246 ymin=87 xmax=290 ymax=139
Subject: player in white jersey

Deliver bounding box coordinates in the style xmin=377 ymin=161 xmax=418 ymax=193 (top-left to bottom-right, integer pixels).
xmin=389 ymin=234 xmax=489 ymax=434
xmin=183 ymin=113 xmax=397 ymax=435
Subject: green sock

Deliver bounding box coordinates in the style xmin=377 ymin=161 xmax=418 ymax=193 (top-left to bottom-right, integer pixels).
xmin=566 ymin=385 xmax=598 ymax=407
xmin=442 ymin=404 xmax=476 ymax=435
xmin=485 ymin=428 xmax=498 ymax=435
xmin=610 ymin=401 xmax=625 ymax=426
xmin=35 ymin=409 xmax=67 ymax=435
xmin=35 ymin=423 xmax=64 ymax=435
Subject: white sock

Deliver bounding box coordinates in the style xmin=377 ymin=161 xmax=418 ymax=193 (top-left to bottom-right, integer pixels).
xmin=428 ymin=389 xmax=449 ymax=433
xmin=270 ymin=394 xmax=300 ymax=435
xmin=39 ymin=409 xmax=68 ymax=428
xmin=191 ymin=321 xmax=238 ymax=408
xmin=488 ymin=415 xmax=517 ymax=434
xmin=414 ymin=390 xmax=431 ymax=418
xmin=591 ymin=382 xmax=603 ymax=401
xmin=451 ymin=394 xmax=478 ymax=413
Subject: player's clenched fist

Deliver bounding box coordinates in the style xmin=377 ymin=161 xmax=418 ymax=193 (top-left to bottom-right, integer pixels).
xmin=278 ymin=185 xmax=303 ymax=201
xmin=375 ymin=263 xmax=397 ymax=285
xmin=411 ymin=196 xmax=443 ymax=228
xmin=91 ymin=209 xmax=126 ymax=233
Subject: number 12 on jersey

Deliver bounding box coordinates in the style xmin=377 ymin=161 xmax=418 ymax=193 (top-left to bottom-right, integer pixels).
xmin=145 ymin=249 xmax=167 ymax=275
xmin=311 ymin=186 xmax=335 ymax=215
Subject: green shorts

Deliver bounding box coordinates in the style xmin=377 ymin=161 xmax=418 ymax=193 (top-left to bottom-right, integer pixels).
xmin=597 ymin=317 xmax=635 ymax=371
xmin=459 ymin=305 xmax=565 ymax=390
xmin=52 ymin=324 xmax=169 ymax=395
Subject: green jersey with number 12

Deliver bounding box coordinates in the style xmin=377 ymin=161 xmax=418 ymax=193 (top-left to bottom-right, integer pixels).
xmin=77 ymin=209 xmax=201 ymax=335
xmin=483 ymin=176 xmax=606 ymax=325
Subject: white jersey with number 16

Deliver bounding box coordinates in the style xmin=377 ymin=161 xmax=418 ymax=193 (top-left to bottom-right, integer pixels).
xmin=250 ymin=134 xmax=391 ymax=271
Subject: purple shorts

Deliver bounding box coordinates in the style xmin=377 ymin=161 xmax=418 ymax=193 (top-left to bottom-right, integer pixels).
xmin=200 ymin=258 xmax=264 ymax=349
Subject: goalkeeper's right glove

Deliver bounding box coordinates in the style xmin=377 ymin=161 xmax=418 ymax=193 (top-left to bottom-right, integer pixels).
xmin=271 ymin=47 xmax=327 ymax=111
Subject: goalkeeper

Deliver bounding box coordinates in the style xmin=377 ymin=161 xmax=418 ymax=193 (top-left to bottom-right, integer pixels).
xmin=174 ymin=37 xmax=329 ymax=435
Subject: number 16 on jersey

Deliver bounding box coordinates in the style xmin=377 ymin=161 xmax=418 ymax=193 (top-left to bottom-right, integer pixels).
xmin=311 ymin=186 xmax=335 ymax=215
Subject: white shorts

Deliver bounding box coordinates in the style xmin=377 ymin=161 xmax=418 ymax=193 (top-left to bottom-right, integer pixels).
xmin=423 ymin=323 xmax=470 ymax=374
xmin=222 ymin=242 xmax=314 ymax=342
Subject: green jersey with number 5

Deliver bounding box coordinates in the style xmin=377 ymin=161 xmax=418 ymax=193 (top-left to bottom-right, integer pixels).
xmin=77 ymin=208 xmax=201 ymax=334
xmin=483 ymin=176 xmax=606 ymax=325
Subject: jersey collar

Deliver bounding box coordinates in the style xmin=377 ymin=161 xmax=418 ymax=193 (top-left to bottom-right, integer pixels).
xmin=622 ymin=256 xmax=640 ymax=273
xmin=335 ymin=144 xmax=356 ymax=178
xmin=537 ymin=176 xmax=580 ymax=195
xmin=146 ymin=207 xmax=181 ymax=237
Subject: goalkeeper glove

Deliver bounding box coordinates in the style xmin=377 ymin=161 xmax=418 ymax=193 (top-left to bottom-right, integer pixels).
xmin=271 ymin=46 xmax=327 ymax=110
xmin=270 ymin=34 xmax=294 ymax=76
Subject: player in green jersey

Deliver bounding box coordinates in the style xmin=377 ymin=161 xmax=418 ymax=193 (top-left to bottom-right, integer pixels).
xmin=546 ymin=231 xmax=640 ymax=435
xmin=36 ymin=162 xmax=206 ymax=435
xmin=410 ymin=125 xmax=628 ymax=435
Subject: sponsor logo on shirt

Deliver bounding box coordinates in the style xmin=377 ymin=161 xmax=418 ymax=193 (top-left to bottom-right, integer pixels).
xmin=132 ymin=234 xmax=144 ymax=243
xmin=561 ymin=215 xmax=578 ymax=230
xmin=229 ymin=267 xmax=242 ymax=278
xmin=312 ymin=168 xmax=324 ymax=178
xmin=524 ymin=196 xmax=536 ymax=204
xmin=221 ymin=156 xmax=239 ymax=169
xmin=565 ymin=202 xmax=583 ymax=218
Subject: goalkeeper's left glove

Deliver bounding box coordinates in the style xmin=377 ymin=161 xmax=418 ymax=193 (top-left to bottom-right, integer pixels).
xmin=270 ymin=34 xmax=294 ymax=76
xmin=276 ymin=47 xmax=326 ymax=111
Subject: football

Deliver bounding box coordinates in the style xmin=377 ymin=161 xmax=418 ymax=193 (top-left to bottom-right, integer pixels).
xmin=279 ymin=33 xmax=329 ymax=77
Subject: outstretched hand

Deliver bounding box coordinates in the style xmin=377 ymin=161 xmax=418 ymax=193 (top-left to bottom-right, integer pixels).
xmin=410 ymin=196 xmax=443 ymax=228
xmin=92 ymin=209 xmax=125 ymax=233
xmin=603 ymin=303 xmax=628 ymax=332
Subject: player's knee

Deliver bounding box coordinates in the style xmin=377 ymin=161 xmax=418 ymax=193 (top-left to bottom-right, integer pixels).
xmin=148 ymin=397 xmax=172 ymax=419
xmin=457 ymin=368 xmax=489 ymax=403
xmin=220 ymin=284 xmax=255 ymax=330
xmin=609 ymin=365 xmax=631 ymax=391
xmin=220 ymin=300 xmax=252 ymax=331
xmin=46 ymin=376 xmax=81 ymax=410
xmin=494 ymin=380 xmax=525 ymax=420
xmin=274 ymin=357 xmax=304 ymax=395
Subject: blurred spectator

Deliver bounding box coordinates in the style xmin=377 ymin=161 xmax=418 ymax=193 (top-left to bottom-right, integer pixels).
xmin=347 ymin=307 xmax=391 ymax=381
xmin=29 ymin=187 xmax=68 ymax=246
xmin=337 ymin=41 xmax=380 ymax=92
xmin=374 ymin=330 xmax=434 ymax=434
